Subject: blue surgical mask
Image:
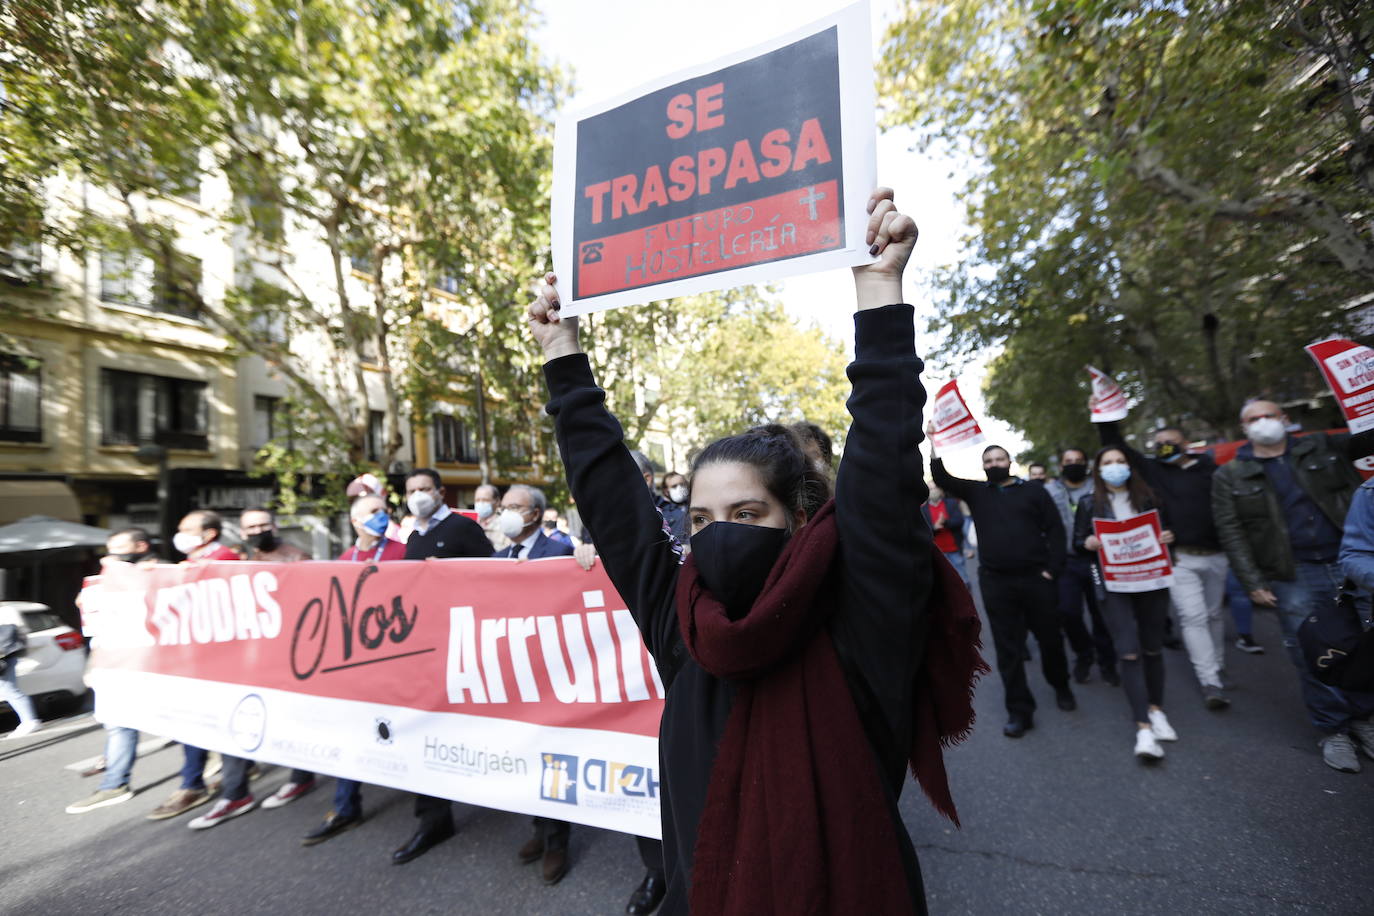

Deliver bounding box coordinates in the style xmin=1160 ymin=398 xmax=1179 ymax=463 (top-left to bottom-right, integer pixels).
xmin=363 ymin=510 xmax=390 ymax=536
xmin=1100 ymin=464 xmax=1132 ymax=488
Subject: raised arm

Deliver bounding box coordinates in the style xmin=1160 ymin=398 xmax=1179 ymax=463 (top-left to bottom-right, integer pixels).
xmin=531 ymin=275 xmax=684 ymax=661
xmin=831 ymin=188 xmax=929 ymax=771
xmin=930 ymin=455 xmax=975 ymax=503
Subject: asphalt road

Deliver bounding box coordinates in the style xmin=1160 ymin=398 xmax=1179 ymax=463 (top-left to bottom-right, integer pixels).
xmin=3 ymin=587 xmax=1373 ymax=915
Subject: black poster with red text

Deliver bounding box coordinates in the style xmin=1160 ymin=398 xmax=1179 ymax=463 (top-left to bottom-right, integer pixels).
xmin=551 ymin=4 xmax=875 ymax=315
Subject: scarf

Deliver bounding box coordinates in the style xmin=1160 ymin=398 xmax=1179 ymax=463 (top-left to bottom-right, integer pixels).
xmin=676 ymin=500 xmax=986 ymax=914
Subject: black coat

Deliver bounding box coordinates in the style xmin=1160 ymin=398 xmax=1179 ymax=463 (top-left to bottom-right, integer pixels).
xmin=543 ymin=304 xmax=933 ymax=916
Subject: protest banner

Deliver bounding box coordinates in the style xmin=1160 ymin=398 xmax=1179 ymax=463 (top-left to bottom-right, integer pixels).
xmin=929 ymin=379 xmax=986 ymax=451
xmin=80 ymin=557 xmax=665 ymax=838
xmin=551 ymin=2 xmax=875 ymax=316
xmin=1092 ymin=510 xmax=1173 ymax=593
xmin=1306 ymin=337 xmax=1374 ymax=436
xmin=1087 ymin=365 xmax=1128 ymax=422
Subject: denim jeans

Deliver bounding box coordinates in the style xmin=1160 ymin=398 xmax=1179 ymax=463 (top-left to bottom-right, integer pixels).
xmin=180 ymin=744 xmax=209 ymax=791
xmin=942 ymin=550 xmax=970 ymax=587
xmin=98 ymin=727 xmax=139 ymax=791
xmin=0 ymin=661 xmax=38 ymax=724
xmin=334 ymin=779 xmax=362 ymax=818
xmin=1226 ymin=570 xmax=1254 ymax=636
xmin=1269 ymin=561 xmax=1357 ymax=732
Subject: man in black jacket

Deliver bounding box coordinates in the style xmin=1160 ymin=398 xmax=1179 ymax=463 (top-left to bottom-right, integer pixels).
xmin=1097 ymin=421 xmax=1233 ymax=708
xmin=931 ymin=438 xmax=1074 ymax=737
xmin=392 ymin=468 xmax=492 ymax=864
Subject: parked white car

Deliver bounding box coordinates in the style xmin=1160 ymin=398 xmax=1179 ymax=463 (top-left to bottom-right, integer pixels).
xmin=1 ymin=601 xmax=88 ymax=717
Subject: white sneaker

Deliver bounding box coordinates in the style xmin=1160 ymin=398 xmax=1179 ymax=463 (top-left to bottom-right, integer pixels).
xmin=1134 ymin=727 xmax=1165 ymax=760
xmin=187 ymin=795 xmax=257 ymax=830
xmin=1148 ymin=709 xmax=1178 ymax=742
xmin=4 ymin=720 xmax=42 ymax=740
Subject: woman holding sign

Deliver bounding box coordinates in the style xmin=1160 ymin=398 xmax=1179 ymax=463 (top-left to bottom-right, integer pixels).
xmin=1074 ymin=447 xmax=1180 ymax=761
xmin=526 ymin=188 xmax=982 ymax=915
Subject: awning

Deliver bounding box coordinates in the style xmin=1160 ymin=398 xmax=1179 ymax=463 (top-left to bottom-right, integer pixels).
xmin=0 ymin=479 xmax=82 ymax=525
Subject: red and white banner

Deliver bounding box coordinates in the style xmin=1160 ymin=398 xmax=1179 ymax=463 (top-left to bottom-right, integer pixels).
xmin=1087 ymin=365 xmax=1128 ymax=422
xmin=1306 ymin=337 xmax=1374 ymax=435
xmin=929 ymin=379 xmax=985 ymax=451
xmin=80 ymin=558 xmax=665 ymax=838
xmin=1092 ymin=510 xmax=1173 ymax=593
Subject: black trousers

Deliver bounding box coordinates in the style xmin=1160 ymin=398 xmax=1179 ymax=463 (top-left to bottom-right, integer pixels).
xmin=635 ymin=835 xmax=664 ymax=877
xmin=414 ymin=793 xmax=451 ymax=829
xmin=1057 ymin=556 xmax=1116 ymax=671
xmin=978 ymin=568 xmax=1070 ymax=718
xmin=531 ymin=816 xmax=571 ymax=849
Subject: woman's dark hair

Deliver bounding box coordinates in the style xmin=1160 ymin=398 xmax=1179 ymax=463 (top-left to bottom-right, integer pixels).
xmin=1090 ymin=445 xmax=1157 ymax=514
xmin=690 ymin=424 xmax=832 ymax=528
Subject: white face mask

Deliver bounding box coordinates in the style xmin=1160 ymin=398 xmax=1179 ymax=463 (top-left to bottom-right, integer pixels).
xmin=475 ymin=501 xmax=494 ymax=521
xmin=1246 ymin=417 xmax=1287 ymax=447
xmin=497 ymin=508 xmax=527 ymax=539
xmin=668 ymin=485 xmax=688 ymax=504
xmin=173 ymin=531 xmax=205 ymax=555
xmin=407 ymin=490 xmax=439 ymax=519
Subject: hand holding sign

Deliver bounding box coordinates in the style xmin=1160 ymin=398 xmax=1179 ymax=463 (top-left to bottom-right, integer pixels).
xmin=527 ymin=272 xmax=582 ymax=362
xmin=853 ymin=187 xmax=917 ymax=310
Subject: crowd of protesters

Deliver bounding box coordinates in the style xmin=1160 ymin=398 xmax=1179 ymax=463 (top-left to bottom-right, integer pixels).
xmin=933 ymin=402 xmax=1374 ymax=768
xmin=5 ymin=187 xmax=1371 ymax=916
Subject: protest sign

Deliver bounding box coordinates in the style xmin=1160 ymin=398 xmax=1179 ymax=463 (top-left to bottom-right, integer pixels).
xmin=81 ymin=558 xmax=664 ymax=838
xmin=551 ymin=2 xmax=875 ymax=316
xmin=1306 ymin=337 xmax=1374 ymax=435
xmin=1087 ymin=365 xmax=1128 ymax=422
xmin=1092 ymin=510 xmax=1173 ymax=593
xmin=929 ymin=379 xmax=986 ymax=451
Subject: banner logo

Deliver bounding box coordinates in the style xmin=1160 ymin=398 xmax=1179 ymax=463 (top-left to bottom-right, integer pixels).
xmin=375 ymin=717 xmax=394 ymax=745
xmin=229 ymin=693 xmax=267 ymax=752
xmin=541 ymin=753 xmax=579 ymax=804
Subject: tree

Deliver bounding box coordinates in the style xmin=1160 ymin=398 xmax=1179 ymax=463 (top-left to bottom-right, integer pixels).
xmin=1 ymin=0 xmax=563 ymax=505
xmin=880 ymin=0 xmax=1371 ymax=453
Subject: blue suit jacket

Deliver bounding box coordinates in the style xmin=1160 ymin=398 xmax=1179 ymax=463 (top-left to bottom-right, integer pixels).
xmin=496 ymin=530 xmax=575 ymax=560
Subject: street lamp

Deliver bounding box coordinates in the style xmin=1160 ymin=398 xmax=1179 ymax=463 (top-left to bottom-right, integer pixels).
xmin=134 ymin=444 xmax=171 ymax=559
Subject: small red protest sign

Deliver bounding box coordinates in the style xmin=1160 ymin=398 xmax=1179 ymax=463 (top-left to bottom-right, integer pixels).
xmin=1306 ymin=337 xmax=1374 ymax=435
xmin=1087 ymin=365 xmax=1128 ymax=422
xmin=1093 ymin=510 xmax=1173 ymax=593
xmin=929 ymin=379 xmax=985 ymax=451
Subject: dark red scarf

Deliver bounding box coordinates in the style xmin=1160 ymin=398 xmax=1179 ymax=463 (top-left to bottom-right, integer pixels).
xmin=676 ymin=500 xmax=986 ymax=915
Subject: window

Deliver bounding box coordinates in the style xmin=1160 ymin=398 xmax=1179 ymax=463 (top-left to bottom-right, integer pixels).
xmin=433 ymin=413 xmax=478 ymax=464
xmin=0 ymin=240 xmax=42 ymax=285
xmin=0 ymin=355 xmax=42 ymax=442
xmin=252 ymin=395 xmax=279 ymax=448
xmin=367 ymin=410 xmax=385 ymax=462
xmin=101 ymin=369 xmax=208 ymax=450
xmin=433 ymin=273 xmax=460 ymax=296
xmin=101 ymin=249 xmax=202 ymax=319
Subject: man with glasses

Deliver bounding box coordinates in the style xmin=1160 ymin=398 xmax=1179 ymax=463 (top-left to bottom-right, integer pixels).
xmin=1212 ymin=398 xmax=1369 ymax=772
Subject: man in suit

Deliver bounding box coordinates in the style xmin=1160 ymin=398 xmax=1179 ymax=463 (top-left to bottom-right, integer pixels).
xmin=493 ymin=484 xmax=579 ymax=884
xmin=393 ymin=469 xmax=493 ymax=865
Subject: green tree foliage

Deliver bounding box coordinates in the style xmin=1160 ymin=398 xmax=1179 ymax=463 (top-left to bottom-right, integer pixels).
xmin=2 ymin=0 xmax=563 ymax=501
xmin=881 ymin=0 xmax=1372 ymax=454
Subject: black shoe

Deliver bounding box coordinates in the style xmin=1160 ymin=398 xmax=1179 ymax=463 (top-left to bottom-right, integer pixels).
xmin=1002 ymin=716 xmax=1034 ymax=738
xmin=1101 ymin=667 xmax=1121 ymax=687
xmin=1055 ymin=687 xmax=1077 ymax=711
xmin=1202 ymin=684 xmax=1232 ymax=710
xmin=542 ymin=844 xmax=570 ymax=885
xmin=302 ymin=811 xmax=362 ymax=846
xmin=518 ymin=829 xmax=544 ymax=864
xmin=626 ymin=872 xmax=667 ymax=915
xmin=1072 ymin=658 xmax=1093 ymax=684
xmin=391 ymin=821 xmax=455 ymax=864
xmin=1163 ymin=636 xmax=1184 ymax=651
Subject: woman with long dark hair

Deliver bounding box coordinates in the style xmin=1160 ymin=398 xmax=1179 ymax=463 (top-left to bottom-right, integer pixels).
xmin=1074 ymin=445 xmax=1179 ymax=760
xmin=524 ymin=188 xmax=983 ymax=915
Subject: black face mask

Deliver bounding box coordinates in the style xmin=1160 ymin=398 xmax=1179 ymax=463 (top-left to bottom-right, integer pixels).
xmin=689 ymin=521 xmax=790 ymax=618
xmin=1153 ymin=442 xmax=1185 ymax=463
xmin=1061 ymin=464 xmax=1088 ymax=484
xmin=245 ymin=531 xmax=279 ymax=554
xmin=108 ymin=551 xmax=152 ymax=564
xmin=985 ymin=466 xmax=1011 ymax=484
xmin=542 ymin=520 xmax=557 ymax=530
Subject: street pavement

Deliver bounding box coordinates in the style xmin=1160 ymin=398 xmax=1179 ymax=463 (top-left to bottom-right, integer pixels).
xmin=3 ymin=585 xmax=1373 ymax=915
